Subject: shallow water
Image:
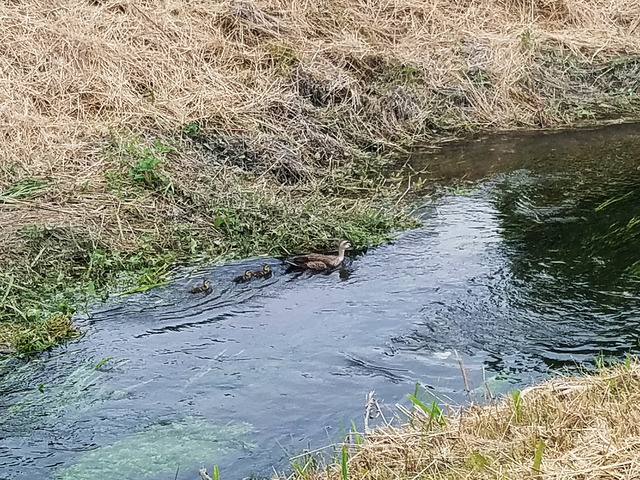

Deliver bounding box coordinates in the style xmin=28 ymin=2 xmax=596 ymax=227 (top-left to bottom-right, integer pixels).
xmin=2 ymin=123 xmax=640 ymax=480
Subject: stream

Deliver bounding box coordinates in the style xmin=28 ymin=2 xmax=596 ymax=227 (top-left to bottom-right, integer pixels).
xmin=2 ymin=123 xmax=640 ymax=480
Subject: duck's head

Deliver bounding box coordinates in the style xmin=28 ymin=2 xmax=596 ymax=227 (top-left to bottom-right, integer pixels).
xmin=244 ymin=270 xmax=253 ymax=278
xmin=203 ymin=279 xmax=211 ymax=289
xmin=262 ymin=264 xmax=271 ymax=273
xmin=338 ymin=239 xmax=353 ymax=252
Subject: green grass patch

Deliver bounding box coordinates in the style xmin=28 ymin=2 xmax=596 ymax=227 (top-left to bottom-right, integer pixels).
xmin=1 ymin=313 xmax=80 ymax=355
xmin=0 ymin=178 xmax=47 ymax=200
xmin=0 ymin=132 xmax=420 ymax=355
xmin=104 ymin=137 xmax=174 ymax=195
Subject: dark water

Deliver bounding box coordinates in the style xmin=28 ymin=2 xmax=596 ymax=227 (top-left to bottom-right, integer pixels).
xmin=2 ymin=123 xmax=640 ymax=480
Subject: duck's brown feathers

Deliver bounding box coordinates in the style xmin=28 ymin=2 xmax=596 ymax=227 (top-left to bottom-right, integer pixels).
xmin=190 ymin=279 xmax=211 ymax=294
xmin=285 ymin=255 xmax=338 ymax=270
xmin=252 ymin=264 xmax=272 ymax=277
xmin=285 ymin=240 xmax=352 ymax=271
xmin=234 ymin=270 xmax=253 ymax=283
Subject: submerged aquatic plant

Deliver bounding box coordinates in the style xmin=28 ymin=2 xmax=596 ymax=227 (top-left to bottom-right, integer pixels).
xmin=93 ymin=357 xmax=114 ymax=370
xmin=1 ymin=358 xmax=131 ymax=425
xmin=56 ymin=418 xmax=254 ymax=480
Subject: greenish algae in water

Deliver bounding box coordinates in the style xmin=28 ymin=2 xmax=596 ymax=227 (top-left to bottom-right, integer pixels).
xmin=56 ymin=417 xmax=254 ymax=480
xmin=0 ymin=357 xmax=130 ymax=423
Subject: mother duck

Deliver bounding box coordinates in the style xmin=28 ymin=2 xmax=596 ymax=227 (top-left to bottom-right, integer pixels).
xmin=285 ymin=240 xmax=352 ymax=271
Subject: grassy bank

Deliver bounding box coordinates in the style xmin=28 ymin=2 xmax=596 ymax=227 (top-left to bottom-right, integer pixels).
xmin=2 ymin=0 xmax=640 ymax=353
xmin=284 ymin=360 xmax=640 ymax=480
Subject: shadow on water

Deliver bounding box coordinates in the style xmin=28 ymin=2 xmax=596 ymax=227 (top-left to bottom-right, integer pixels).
xmin=2 ymin=123 xmax=640 ymax=479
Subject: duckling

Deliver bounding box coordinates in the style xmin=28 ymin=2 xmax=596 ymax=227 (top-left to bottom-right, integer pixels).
xmin=189 ymin=279 xmax=212 ymax=294
xmin=252 ymin=264 xmax=272 ymax=278
xmin=285 ymin=239 xmax=352 ymax=271
xmin=234 ymin=269 xmax=253 ymax=283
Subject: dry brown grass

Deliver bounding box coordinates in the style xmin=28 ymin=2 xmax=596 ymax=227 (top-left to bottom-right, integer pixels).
xmin=1 ymin=1 xmax=639 ymax=158
xmin=1 ymin=0 xmax=639 ymax=247
xmin=304 ymin=361 xmax=640 ymax=480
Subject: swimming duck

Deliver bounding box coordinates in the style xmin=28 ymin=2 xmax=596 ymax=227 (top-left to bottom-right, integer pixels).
xmin=285 ymin=240 xmax=352 ymax=271
xmin=252 ymin=264 xmax=272 ymax=278
xmin=190 ymin=279 xmax=212 ymax=294
xmin=234 ymin=270 xmax=253 ymax=283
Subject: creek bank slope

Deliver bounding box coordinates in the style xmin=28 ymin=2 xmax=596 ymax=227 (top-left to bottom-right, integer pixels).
xmin=2 ymin=0 xmax=640 ymax=351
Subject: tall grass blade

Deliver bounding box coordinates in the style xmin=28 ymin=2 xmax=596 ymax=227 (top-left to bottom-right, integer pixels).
xmin=595 ymin=191 xmax=634 ymax=211
xmin=350 ymin=421 xmax=362 ymax=446
xmin=511 ymin=389 xmax=522 ymax=423
xmin=532 ymin=439 xmax=546 ymax=476
xmin=594 ymin=352 xmax=606 ymax=372
xmin=407 ymin=393 xmax=446 ymax=427
xmin=409 ymin=382 xmax=419 ymax=428
xmin=341 ymin=445 xmax=348 ymax=480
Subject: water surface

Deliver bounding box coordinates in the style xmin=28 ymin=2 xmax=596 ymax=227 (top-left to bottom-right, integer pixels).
xmin=2 ymin=123 xmax=640 ymax=480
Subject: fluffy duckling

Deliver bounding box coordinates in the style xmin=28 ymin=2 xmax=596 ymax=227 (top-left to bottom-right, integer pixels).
xmin=190 ymin=279 xmax=212 ymax=294
xmin=285 ymin=240 xmax=352 ymax=271
xmin=252 ymin=264 xmax=272 ymax=278
xmin=234 ymin=270 xmax=253 ymax=283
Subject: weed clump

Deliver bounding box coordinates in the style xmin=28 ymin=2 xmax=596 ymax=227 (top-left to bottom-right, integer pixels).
xmin=1 ymin=313 xmax=79 ymax=355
